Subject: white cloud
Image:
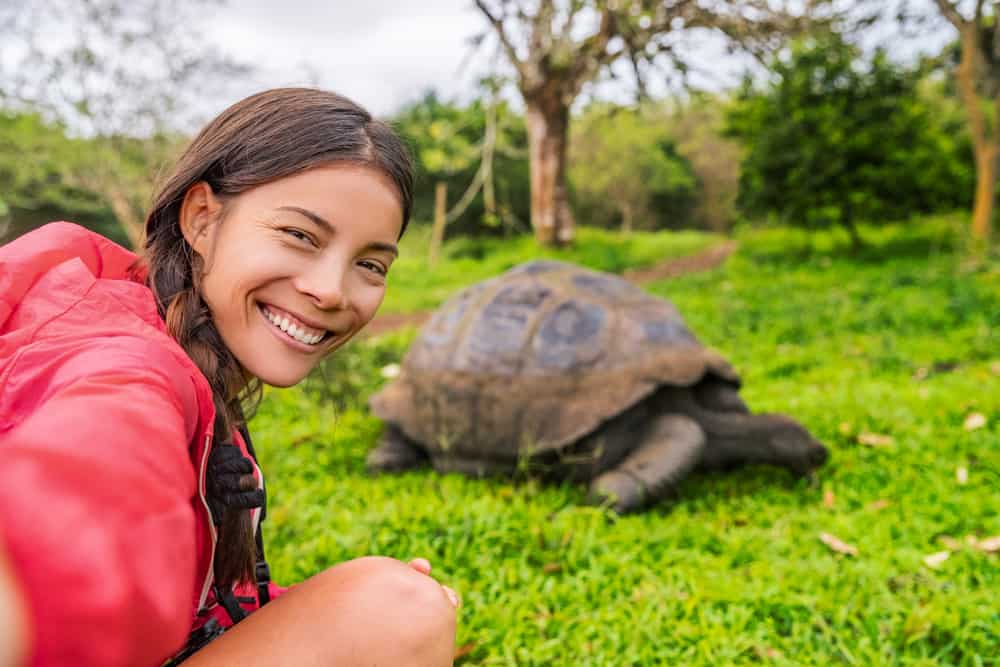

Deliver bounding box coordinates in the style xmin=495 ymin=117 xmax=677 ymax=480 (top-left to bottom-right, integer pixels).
xmin=203 ymin=0 xmax=487 ymax=117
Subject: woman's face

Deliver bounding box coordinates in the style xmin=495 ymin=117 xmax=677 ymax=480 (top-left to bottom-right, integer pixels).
xmin=181 ymin=165 xmax=404 ymax=387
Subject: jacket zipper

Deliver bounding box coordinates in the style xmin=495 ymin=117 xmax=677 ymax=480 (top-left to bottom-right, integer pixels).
xmin=196 ymin=431 xmax=218 ymax=610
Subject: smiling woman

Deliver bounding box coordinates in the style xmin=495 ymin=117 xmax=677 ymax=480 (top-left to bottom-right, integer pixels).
xmin=180 ymin=166 xmax=403 ymax=388
xmin=0 ymin=88 xmax=458 ymax=666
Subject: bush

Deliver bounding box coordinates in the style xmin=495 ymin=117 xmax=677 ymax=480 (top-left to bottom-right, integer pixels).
xmin=727 ymin=34 xmax=973 ymax=245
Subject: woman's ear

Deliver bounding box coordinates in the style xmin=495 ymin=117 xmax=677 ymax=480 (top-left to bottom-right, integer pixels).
xmin=179 ymin=181 xmax=224 ymax=259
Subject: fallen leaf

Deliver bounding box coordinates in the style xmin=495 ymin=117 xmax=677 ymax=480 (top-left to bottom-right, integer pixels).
xmin=903 ymin=608 xmax=934 ymax=640
xmin=542 ymin=562 xmax=562 ymax=574
xmin=937 ymin=535 xmax=962 ymax=550
xmin=923 ymin=551 xmax=950 ymax=569
xmin=820 ymin=532 xmax=858 ymax=556
xmin=912 ymin=367 xmax=929 ymax=381
xmin=868 ymin=499 xmax=891 ymax=511
xmin=754 ymin=646 xmax=784 ymax=660
xmin=990 ymin=361 xmax=1000 ymax=376
xmin=453 ymin=641 xmax=478 ymax=660
xmin=838 ymin=421 xmax=853 ymax=436
xmin=956 ymin=466 xmax=969 ymax=485
xmin=858 ymin=432 xmax=894 ymax=447
xmin=963 ymin=413 xmax=987 ymax=431
xmin=975 ymin=535 xmax=1000 ymax=553
xmin=822 ymin=489 xmax=836 ymax=508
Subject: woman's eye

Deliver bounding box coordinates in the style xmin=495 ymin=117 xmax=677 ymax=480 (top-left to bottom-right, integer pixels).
xmin=282 ymin=228 xmax=314 ymax=245
xmin=359 ymin=259 xmax=387 ymax=276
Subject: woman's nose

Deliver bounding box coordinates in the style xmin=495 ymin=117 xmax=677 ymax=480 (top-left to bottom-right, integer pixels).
xmin=295 ymin=265 xmax=349 ymax=310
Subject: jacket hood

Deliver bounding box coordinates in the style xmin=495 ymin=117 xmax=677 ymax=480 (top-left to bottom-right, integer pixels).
xmin=1 ymin=222 xmax=145 ymax=333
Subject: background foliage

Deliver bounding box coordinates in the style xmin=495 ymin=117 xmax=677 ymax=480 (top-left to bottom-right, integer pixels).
xmin=726 ymin=34 xmax=974 ymax=244
xmin=569 ymin=103 xmax=698 ymax=232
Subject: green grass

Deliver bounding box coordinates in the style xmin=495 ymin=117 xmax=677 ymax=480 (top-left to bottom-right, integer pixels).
xmin=252 ymin=215 xmax=999 ymax=665
xmin=381 ymin=224 xmax=718 ymax=313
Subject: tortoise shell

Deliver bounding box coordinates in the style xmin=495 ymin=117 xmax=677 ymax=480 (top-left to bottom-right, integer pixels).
xmin=370 ymin=260 xmax=737 ymax=458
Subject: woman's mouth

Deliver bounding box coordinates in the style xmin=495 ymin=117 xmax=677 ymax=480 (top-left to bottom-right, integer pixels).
xmin=258 ymin=303 xmax=332 ymax=348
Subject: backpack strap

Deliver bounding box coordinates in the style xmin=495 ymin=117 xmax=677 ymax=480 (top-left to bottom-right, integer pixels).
xmin=238 ymin=424 xmax=272 ymax=607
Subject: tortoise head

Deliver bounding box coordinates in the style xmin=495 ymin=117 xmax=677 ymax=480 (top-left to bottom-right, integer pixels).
xmin=764 ymin=414 xmax=829 ymax=475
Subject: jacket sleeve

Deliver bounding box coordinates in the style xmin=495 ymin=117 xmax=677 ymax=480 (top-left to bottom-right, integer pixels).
xmin=0 ymin=340 xmax=201 ymax=667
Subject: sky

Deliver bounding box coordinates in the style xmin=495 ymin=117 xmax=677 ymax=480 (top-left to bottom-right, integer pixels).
xmin=200 ymin=0 xmax=956 ymax=120
xmin=202 ymin=1 xmax=492 ymax=118
xmin=1 ymin=0 xmax=958 ymax=129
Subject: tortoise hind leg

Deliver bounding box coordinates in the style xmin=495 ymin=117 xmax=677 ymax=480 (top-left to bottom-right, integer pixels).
xmin=366 ymin=425 xmax=429 ymax=473
xmin=587 ymin=414 xmax=706 ymax=513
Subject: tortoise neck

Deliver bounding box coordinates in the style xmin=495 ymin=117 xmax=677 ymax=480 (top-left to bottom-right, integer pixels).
xmin=652 ymin=387 xmax=781 ymax=469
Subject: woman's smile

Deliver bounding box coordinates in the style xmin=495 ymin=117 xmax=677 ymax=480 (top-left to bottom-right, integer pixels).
xmin=258 ymin=303 xmax=332 ymax=351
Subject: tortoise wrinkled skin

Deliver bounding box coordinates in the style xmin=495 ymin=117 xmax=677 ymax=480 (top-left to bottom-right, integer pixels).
xmin=369 ymin=260 xmax=828 ymax=513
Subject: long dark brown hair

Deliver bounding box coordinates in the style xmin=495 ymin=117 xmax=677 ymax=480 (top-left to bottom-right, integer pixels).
xmin=140 ymin=88 xmax=413 ymax=589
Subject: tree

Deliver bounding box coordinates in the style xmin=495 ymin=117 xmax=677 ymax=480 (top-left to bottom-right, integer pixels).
xmin=663 ymin=94 xmax=743 ymax=233
xmin=474 ymin=0 xmax=827 ymax=246
xmin=727 ymin=34 xmax=972 ymax=246
xmin=570 ymin=103 xmax=697 ymax=232
xmin=0 ymin=0 xmax=250 ymax=247
xmin=923 ymin=0 xmax=999 ymax=242
xmin=393 ymin=92 xmax=530 ymax=238
xmin=0 ymin=110 xmax=123 ymax=243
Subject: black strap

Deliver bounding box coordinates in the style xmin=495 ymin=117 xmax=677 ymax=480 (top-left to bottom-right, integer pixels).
xmin=213 ymin=583 xmax=248 ymax=624
xmin=211 ymin=424 xmax=273 ymax=627
xmin=238 ymin=424 xmax=272 ymax=607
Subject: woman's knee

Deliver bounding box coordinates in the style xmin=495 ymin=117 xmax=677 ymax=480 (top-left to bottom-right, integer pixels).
xmin=319 ymin=556 xmax=457 ymax=660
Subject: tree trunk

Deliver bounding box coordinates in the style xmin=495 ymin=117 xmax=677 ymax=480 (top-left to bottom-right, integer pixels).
xmin=842 ymin=216 xmax=863 ymax=251
xmin=525 ymin=99 xmax=575 ymax=246
xmin=429 ymin=182 xmax=447 ymax=265
xmin=955 ymin=24 xmax=995 ymax=243
xmin=621 ymin=203 xmax=633 ymax=234
xmin=971 ymin=144 xmax=997 ymax=241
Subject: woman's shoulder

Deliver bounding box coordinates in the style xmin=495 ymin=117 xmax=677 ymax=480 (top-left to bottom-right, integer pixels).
xmin=1 ymin=223 xmax=213 ymax=436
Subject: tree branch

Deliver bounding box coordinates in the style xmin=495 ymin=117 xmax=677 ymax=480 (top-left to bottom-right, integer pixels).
xmin=475 ymin=0 xmax=529 ymax=80
xmin=933 ymin=0 xmax=965 ymax=27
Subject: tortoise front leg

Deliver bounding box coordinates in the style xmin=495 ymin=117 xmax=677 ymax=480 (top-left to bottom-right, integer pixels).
xmin=587 ymin=414 xmax=706 ymax=513
xmin=366 ymin=425 xmax=429 ymax=473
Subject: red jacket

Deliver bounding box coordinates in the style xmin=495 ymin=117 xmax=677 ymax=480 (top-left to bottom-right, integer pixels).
xmin=0 ymin=222 xmax=276 ymax=666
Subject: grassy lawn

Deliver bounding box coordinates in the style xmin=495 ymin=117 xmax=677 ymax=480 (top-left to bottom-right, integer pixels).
xmin=252 ymin=216 xmax=998 ymax=665
xmin=380 ymin=224 xmax=719 ymax=314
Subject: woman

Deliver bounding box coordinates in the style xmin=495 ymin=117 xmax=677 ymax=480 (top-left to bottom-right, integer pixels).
xmin=0 ymin=88 xmax=458 ymax=666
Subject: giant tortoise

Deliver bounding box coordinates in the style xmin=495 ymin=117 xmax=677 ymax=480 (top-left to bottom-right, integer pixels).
xmin=368 ymin=260 xmax=828 ymax=512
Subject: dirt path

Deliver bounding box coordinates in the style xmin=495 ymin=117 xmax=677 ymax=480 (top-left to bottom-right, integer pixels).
xmin=363 ymin=240 xmax=739 ymax=337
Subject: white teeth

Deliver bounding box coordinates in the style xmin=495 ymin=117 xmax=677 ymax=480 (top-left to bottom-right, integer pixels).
xmin=262 ymin=306 xmax=327 ymax=346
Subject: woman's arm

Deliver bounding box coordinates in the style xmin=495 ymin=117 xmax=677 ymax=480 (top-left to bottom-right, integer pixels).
xmin=0 ymin=341 xmax=201 ymax=666
xmin=0 ymin=539 xmax=29 ymax=667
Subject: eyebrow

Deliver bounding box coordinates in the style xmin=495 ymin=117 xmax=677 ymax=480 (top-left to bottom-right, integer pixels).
xmin=277 ymin=205 xmax=399 ymax=257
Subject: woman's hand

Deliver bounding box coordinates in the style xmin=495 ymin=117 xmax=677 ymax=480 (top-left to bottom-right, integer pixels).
xmin=407 ymin=558 xmax=460 ymax=609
